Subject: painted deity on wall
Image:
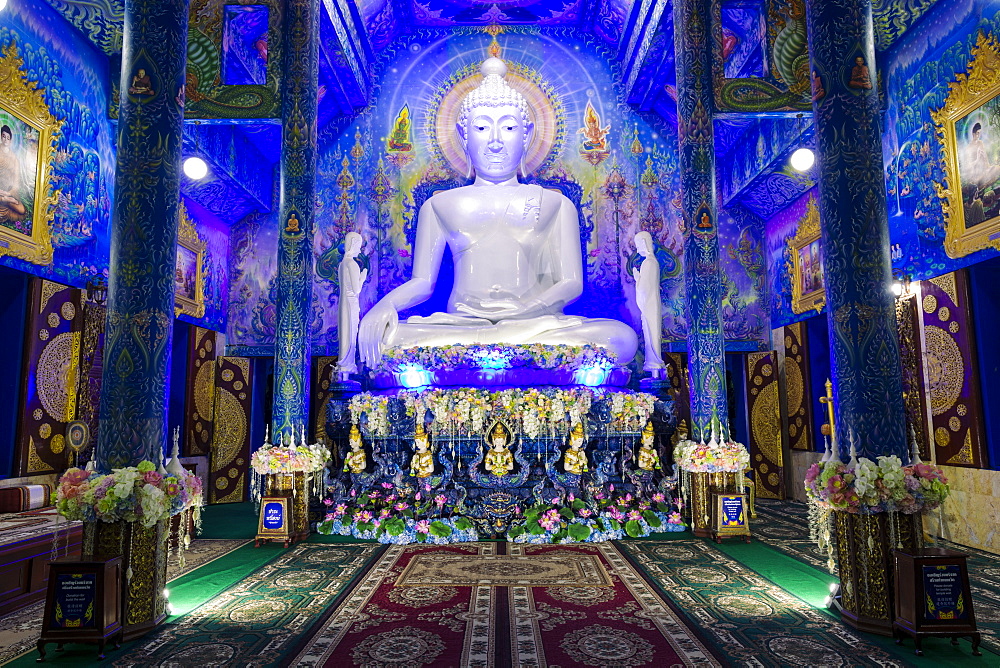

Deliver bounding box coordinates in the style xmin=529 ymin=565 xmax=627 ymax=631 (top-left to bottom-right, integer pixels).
xmin=0 ymin=116 xmax=35 ymax=235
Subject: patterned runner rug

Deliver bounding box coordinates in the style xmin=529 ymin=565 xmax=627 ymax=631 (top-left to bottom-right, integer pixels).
xmin=620 ymin=539 xmax=906 ymax=666
xmin=0 ymin=538 xmax=251 ymax=665
xmin=754 ymin=499 xmax=1000 ymax=655
xmin=290 ymin=541 xmax=719 ymax=667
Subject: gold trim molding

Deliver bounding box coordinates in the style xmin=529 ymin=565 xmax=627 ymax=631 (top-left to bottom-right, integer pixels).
xmin=0 ymin=43 xmax=61 ymax=265
xmin=175 ymin=201 xmax=206 ymax=318
xmin=932 ymin=31 xmax=1000 ymax=258
xmin=787 ymin=194 xmax=825 ymax=314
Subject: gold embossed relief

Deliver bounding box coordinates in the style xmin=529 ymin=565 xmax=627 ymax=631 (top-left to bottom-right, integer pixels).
xmin=183 ymin=326 xmax=217 ymax=456
xmin=932 ymin=32 xmax=1000 ymax=258
xmin=895 ymin=291 xmax=931 ymax=460
xmin=745 ymin=351 xmax=784 ymax=499
xmin=17 ymin=279 xmax=83 ymax=475
xmin=0 ymin=43 xmax=61 ymax=265
xmin=311 ymin=356 xmax=336 ymax=444
xmin=782 ymin=322 xmax=814 ymax=451
xmin=209 ymin=356 xmax=253 ymax=503
xmin=920 ymin=271 xmax=986 ymax=466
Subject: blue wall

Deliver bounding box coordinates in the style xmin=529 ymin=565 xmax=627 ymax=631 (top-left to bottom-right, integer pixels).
xmin=968 ymin=258 xmax=1000 ymax=469
xmin=0 ymin=267 xmax=28 ymax=478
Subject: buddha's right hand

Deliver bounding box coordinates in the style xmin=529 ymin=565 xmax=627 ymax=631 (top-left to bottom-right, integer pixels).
xmin=359 ymin=302 xmax=399 ymax=367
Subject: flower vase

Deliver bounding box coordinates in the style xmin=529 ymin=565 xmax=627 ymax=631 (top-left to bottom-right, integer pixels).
xmin=83 ymin=519 xmax=168 ymax=641
xmin=834 ymin=511 xmax=923 ymax=635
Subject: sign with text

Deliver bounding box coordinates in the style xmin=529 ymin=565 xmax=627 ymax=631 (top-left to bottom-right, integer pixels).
xmin=923 ymin=564 xmax=968 ymax=621
xmin=51 ymin=573 xmax=97 ymax=629
xmin=256 ymin=495 xmax=291 ymax=544
xmin=712 ymin=492 xmax=750 ymax=540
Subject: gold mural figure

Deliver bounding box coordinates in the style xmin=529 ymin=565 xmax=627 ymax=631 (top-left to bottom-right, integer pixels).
xmin=344 ymin=425 xmax=367 ymax=474
xmin=579 ymin=101 xmax=610 ymax=166
xmin=637 ymin=421 xmax=660 ymax=471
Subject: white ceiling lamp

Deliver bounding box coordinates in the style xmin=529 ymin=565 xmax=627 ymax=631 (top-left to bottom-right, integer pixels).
xmin=0 ymin=0 xmax=8 ymax=12
xmin=790 ymin=147 xmax=815 ymax=172
xmin=183 ymin=156 xmax=208 ymax=180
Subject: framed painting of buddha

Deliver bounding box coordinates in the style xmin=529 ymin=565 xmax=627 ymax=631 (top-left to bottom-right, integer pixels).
xmin=788 ymin=193 xmax=825 ymax=314
xmin=933 ymin=32 xmax=1000 ymax=259
xmin=174 ymin=202 xmax=206 ymax=318
xmin=0 ymin=43 xmax=59 ymax=266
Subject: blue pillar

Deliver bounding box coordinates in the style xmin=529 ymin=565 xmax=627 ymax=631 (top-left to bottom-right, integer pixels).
xmin=674 ymin=0 xmax=728 ymax=440
xmin=805 ymin=0 xmax=906 ymax=459
xmin=96 ymin=0 xmax=190 ymax=471
xmin=271 ymin=0 xmax=320 ymax=439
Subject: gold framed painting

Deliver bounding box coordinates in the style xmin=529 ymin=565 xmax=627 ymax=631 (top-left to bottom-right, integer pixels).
xmin=175 ymin=201 xmax=206 ymax=318
xmin=932 ymin=32 xmax=1000 ymax=259
xmin=0 ymin=43 xmax=61 ymax=265
xmin=788 ymin=193 xmax=825 ymax=314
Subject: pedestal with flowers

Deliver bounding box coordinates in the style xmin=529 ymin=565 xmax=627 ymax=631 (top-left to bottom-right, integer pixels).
xmin=805 ymin=437 xmax=950 ymax=635
xmin=674 ymin=423 xmax=751 ymax=538
xmin=251 ymin=428 xmax=329 ymax=546
xmin=53 ymin=441 xmax=203 ymax=640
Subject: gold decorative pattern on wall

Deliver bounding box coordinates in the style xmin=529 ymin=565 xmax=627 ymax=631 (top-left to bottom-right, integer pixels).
xmin=895 ymin=292 xmax=931 ymax=460
xmin=745 ymin=351 xmax=784 ymax=499
xmin=184 ymin=327 xmax=217 ymax=457
xmin=209 ymin=356 xmax=253 ymax=504
xmin=782 ymin=322 xmax=813 ymax=451
xmin=923 ymin=326 xmax=963 ymax=416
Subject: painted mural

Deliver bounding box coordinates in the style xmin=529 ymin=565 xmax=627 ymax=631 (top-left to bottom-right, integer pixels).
xmin=0 ymin=0 xmax=114 ymax=288
xmin=881 ymin=0 xmax=1000 ymax=281
xmin=178 ymin=197 xmax=230 ymax=332
xmin=765 ymin=187 xmax=817 ymax=329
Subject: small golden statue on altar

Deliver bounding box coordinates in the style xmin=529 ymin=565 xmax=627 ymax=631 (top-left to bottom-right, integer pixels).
xmin=638 ymin=421 xmax=661 ymax=471
xmin=344 ymin=425 xmax=367 ymax=474
xmin=484 ymin=421 xmax=514 ymax=477
xmin=410 ymin=423 xmax=434 ymax=478
xmin=563 ymin=422 xmax=589 ymax=475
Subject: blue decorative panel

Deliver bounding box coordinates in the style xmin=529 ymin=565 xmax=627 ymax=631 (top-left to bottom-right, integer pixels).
xmin=721 ymin=0 xmax=767 ymax=79
xmin=222 ymin=5 xmax=269 ymax=86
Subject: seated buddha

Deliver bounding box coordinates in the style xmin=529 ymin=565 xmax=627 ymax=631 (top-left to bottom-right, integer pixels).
xmin=358 ymin=57 xmax=638 ymax=367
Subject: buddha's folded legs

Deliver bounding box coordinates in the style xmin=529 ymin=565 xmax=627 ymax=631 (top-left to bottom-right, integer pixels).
xmin=388 ymin=314 xmax=638 ymax=362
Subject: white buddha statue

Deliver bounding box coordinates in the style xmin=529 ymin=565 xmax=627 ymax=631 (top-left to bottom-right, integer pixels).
xmin=359 ymin=57 xmax=638 ymax=367
xmin=336 ymin=232 xmax=367 ymax=381
xmin=632 ymin=231 xmax=664 ymax=378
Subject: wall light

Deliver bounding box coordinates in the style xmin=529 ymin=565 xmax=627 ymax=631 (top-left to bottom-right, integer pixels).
xmin=183 ymin=156 xmax=208 ymax=180
xmin=0 ymin=0 xmax=7 ymax=12
xmin=789 ymin=148 xmax=815 ymax=172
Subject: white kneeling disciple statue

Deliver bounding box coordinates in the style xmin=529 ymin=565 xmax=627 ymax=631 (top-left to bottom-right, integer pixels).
xmin=358 ymin=57 xmax=638 ymax=367
xmin=632 ymin=231 xmax=664 ymax=378
xmin=337 ymin=232 xmax=368 ymax=381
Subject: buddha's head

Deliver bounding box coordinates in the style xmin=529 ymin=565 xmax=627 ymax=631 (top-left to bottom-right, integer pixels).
xmin=635 ymin=231 xmax=653 ymax=257
xmin=457 ymin=58 xmax=534 ymax=182
xmin=344 ymin=231 xmax=362 ymax=256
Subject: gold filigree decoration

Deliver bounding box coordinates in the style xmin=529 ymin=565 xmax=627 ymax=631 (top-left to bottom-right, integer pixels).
xmin=923 ymin=294 xmax=938 ymax=313
xmin=38 ymin=329 xmax=48 ymax=341
xmin=787 ymin=194 xmax=825 ymax=314
xmin=26 ymin=436 xmax=52 ymax=473
xmin=193 ymin=359 xmax=216 ymax=423
xmin=938 ymin=306 xmax=951 ymax=321
xmin=784 ymin=358 xmax=804 ymax=417
xmin=60 ymin=301 xmax=76 ymax=321
xmin=923 ymin=325 xmax=964 ymax=416
xmin=39 ymin=423 xmax=51 ymax=439
xmin=930 ymin=273 xmax=959 ymax=306
xmin=46 ymin=312 xmax=59 ymax=328
xmin=946 ymin=430 xmax=974 ymax=464
xmin=950 ymin=321 xmax=960 ymax=333
xmin=211 ymin=388 xmax=247 ymax=471
xmin=949 ymin=416 xmax=962 ymax=431
xmin=174 ymin=200 xmax=206 ymax=318
xmin=932 ymin=32 xmax=1000 ymax=258
xmin=50 ymin=433 xmax=65 ymax=454
xmin=0 ymin=43 xmax=60 ymax=265
xmin=39 ymin=280 xmax=62 ymax=314
xmin=36 ymin=331 xmax=80 ymax=422
xmin=934 ymin=427 xmax=950 ymax=448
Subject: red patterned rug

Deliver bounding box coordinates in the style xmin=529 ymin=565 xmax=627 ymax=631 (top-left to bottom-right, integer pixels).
xmin=289 ymin=542 xmax=719 ymax=667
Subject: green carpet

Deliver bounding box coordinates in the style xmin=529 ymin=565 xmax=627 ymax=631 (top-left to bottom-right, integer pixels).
xmin=197 ymin=500 xmax=260 ymax=539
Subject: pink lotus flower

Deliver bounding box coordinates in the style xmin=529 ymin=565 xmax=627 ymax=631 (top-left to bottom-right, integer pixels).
xmin=434 ymin=495 xmax=447 ymax=507
xmin=415 ymin=520 xmax=430 ymax=534
xmin=627 ymin=510 xmax=643 ymax=521
xmin=394 ymin=502 xmax=409 ymax=511
xmin=652 ymin=493 xmax=666 ymax=503
xmin=322 ymin=498 xmax=333 ymax=506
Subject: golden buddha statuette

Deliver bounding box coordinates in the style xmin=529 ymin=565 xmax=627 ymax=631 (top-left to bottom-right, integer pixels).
xmin=409 ymin=422 xmax=434 ymax=478
xmin=484 ymin=422 xmax=514 ymax=477
xmin=344 ymin=424 xmax=367 ymax=474
xmin=638 ymin=421 xmax=661 ymax=471
xmin=563 ymin=422 xmax=589 ymax=475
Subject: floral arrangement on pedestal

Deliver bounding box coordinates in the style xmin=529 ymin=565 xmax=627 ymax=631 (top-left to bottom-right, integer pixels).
xmin=674 ymin=437 xmax=751 ymax=473
xmin=317 ymin=482 xmax=478 ymax=544
xmin=54 ymin=460 xmax=203 ymax=528
xmin=348 ymin=386 xmax=656 ymax=438
xmin=377 ymin=344 xmax=618 ymax=373
xmin=250 ymin=430 xmax=328 ymax=475
xmin=506 ymin=489 xmax=686 ymax=544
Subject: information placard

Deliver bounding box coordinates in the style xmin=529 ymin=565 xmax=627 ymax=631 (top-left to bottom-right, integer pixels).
xmin=923 ymin=564 xmax=967 ymax=621
xmin=51 ymin=572 xmax=97 ymax=629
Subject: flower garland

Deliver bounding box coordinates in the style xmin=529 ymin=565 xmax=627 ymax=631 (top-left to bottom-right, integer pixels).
xmin=506 ymin=490 xmax=686 ymax=544
xmin=55 ymin=461 xmax=203 ymax=528
xmin=317 ymin=482 xmax=479 ymax=544
xmin=377 ymin=344 xmax=618 ymax=373
xmin=250 ymin=443 xmax=328 ymax=475
xmin=804 ymin=456 xmax=950 ymax=514
xmin=674 ymin=438 xmax=750 ymax=473
xmin=349 ymin=387 xmax=655 ymax=438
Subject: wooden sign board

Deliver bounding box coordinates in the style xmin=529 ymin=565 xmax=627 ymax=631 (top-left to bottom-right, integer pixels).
xmin=38 ymin=557 xmax=122 ymax=660
xmin=711 ymin=493 xmax=751 ymax=543
xmin=255 ymin=495 xmax=293 ymax=547
xmin=893 ymin=547 xmax=982 ymax=656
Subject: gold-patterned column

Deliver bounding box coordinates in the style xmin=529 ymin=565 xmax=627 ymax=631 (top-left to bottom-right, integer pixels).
xmin=895 ymin=290 xmax=931 ymax=460
xmin=209 ymin=356 xmax=253 ymax=503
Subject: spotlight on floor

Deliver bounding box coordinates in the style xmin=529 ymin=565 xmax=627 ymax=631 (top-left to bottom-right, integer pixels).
xmin=183 ymin=156 xmax=209 ymax=180
xmin=790 ymin=147 xmax=815 ymax=172
xmin=825 ymin=582 xmax=842 ymax=612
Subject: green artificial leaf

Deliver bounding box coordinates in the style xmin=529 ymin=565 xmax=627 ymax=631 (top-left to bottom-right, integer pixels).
xmin=384 ymin=518 xmax=405 ymax=536
xmin=402 ymin=510 xmax=414 ymax=519
xmin=430 ymin=520 xmax=453 ymax=538
xmin=508 ymin=525 xmax=526 ymax=539
xmin=568 ymin=523 xmax=592 ymax=541
xmin=453 ymin=516 xmax=473 ymax=531
xmin=559 ymin=508 xmax=575 ymax=521
xmin=358 ymin=494 xmax=370 ymax=506
xmin=606 ymin=518 xmax=622 ymax=532
xmin=552 ymin=528 xmax=568 ymax=543
xmin=318 ymin=520 xmax=333 ymax=534
xmin=656 ymin=502 xmax=670 ymax=513
xmin=356 ymin=521 xmax=374 ymax=534
xmin=595 ymin=518 xmax=606 ymax=532
xmin=625 ymin=519 xmax=642 ymax=538
xmin=528 ymin=522 xmax=546 ymax=535
xmin=571 ymin=498 xmax=586 ymax=510
xmin=416 ymin=532 xmax=427 ymax=543
xmin=643 ymin=510 xmax=662 ymax=528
